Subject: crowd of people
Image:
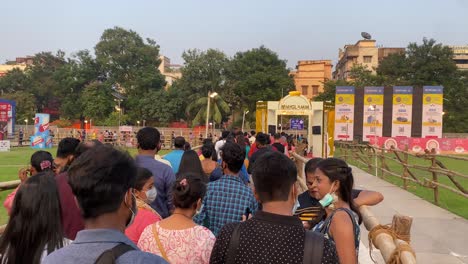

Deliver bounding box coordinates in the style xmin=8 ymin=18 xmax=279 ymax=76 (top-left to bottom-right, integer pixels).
xmin=0 ymin=126 xmax=384 ymax=264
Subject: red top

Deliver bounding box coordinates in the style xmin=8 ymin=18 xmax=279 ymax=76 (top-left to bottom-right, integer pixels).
xmin=56 ymin=172 xmax=85 ymax=240
xmin=125 ymin=207 xmax=162 ymax=244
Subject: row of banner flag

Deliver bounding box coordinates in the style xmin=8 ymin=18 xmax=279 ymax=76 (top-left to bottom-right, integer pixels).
xmin=334 ymin=86 xmax=444 ymax=141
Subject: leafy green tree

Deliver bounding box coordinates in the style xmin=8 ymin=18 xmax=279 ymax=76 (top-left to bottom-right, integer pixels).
xmin=175 ymin=49 xmax=230 ymax=125
xmin=314 ymin=79 xmax=351 ymax=103
xmin=349 ymin=64 xmax=383 ymax=87
xmin=95 ymin=26 xmax=165 ymax=95
xmin=376 ymin=38 xmax=462 ymax=132
xmin=27 ymin=51 xmax=67 ymax=112
xmin=0 ymin=68 xmax=31 ymax=94
xmin=228 ymin=46 xmax=294 ymax=114
xmin=81 ymin=82 xmax=113 ymax=121
xmin=185 ymin=95 xmax=230 ymax=125
xmin=95 ymin=27 xmax=166 ymax=121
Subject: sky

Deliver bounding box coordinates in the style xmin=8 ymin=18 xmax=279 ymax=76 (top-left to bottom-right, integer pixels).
xmin=2 ymin=0 xmax=468 ymax=69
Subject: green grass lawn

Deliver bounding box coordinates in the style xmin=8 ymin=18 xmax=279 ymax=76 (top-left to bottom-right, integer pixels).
xmin=334 ymin=147 xmax=468 ymax=219
xmin=0 ymin=146 xmax=171 ymax=225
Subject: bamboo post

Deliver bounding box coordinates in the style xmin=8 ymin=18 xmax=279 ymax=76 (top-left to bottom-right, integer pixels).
xmin=431 ymin=156 xmax=440 ymax=205
xmin=403 ymin=146 xmax=409 ymax=190
xmin=379 ymin=144 xmax=385 ymax=179
xmin=360 ymin=206 xmax=398 ymax=261
xmin=391 ymin=215 xmax=413 ymax=242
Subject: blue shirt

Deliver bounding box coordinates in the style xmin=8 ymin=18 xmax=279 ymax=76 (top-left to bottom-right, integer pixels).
xmin=163 ymin=149 xmax=184 ymax=173
xmin=135 ymin=155 xmax=176 ymax=218
xmin=43 ymin=229 xmax=167 ymax=264
xmin=194 ymin=175 xmax=258 ymax=236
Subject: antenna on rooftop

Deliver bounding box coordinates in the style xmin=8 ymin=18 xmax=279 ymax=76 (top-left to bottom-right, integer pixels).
xmin=361 ymin=32 xmax=372 ymax=40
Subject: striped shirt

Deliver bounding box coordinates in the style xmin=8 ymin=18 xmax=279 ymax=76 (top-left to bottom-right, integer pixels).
xmin=194 ymin=175 xmax=258 ymax=236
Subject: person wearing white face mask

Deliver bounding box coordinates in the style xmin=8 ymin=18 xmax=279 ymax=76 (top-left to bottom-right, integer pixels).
xmin=125 ymin=167 xmax=162 ymax=244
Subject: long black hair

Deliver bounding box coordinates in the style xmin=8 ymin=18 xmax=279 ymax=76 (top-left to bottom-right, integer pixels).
xmin=316 ymin=158 xmax=362 ymax=224
xmin=0 ymin=172 xmax=64 ymax=264
xmin=177 ymin=150 xmax=205 ymax=180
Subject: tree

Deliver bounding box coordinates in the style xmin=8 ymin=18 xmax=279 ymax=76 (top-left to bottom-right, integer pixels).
xmin=378 ymin=38 xmax=457 ymax=86
xmin=175 ymin=49 xmax=230 ymax=125
xmin=314 ymin=79 xmax=351 ymax=103
xmin=0 ymin=68 xmax=31 ymax=94
xmin=95 ymin=27 xmax=166 ymax=122
xmin=81 ymin=82 xmax=113 ymax=121
xmin=95 ymin=26 xmax=165 ymax=95
xmin=376 ymin=38 xmax=463 ymax=132
xmin=228 ymin=46 xmax=294 ymax=115
xmin=348 ymin=64 xmax=383 ymax=87
xmin=185 ymin=95 xmax=230 ymax=125
xmin=27 ymin=51 xmax=67 ymax=112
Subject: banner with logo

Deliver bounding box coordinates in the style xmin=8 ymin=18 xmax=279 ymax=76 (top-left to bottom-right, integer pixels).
xmin=371 ymin=136 xmax=468 ymax=155
xmin=391 ymin=86 xmax=413 ymax=137
xmin=334 ymin=86 xmax=355 ymax=141
xmin=362 ymin=87 xmax=384 ymax=142
xmin=422 ymin=86 xmax=443 ymax=138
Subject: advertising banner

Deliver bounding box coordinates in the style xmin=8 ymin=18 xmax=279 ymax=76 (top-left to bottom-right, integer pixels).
xmin=391 ymin=86 xmax=413 ymax=137
xmin=421 ymin=86 xmax=443 ymax=138
xmin=371 ymin=136 xmax=468 ymax=155
xmin=0 ymin=99 xmax=16 ymax=138
xmin=362 ymin=87 xmax=384 ymax=142
xmin=30 ymin=113 xmax=53 ymax=149
xmin=334 ymin=86 xmax=355 ymax=141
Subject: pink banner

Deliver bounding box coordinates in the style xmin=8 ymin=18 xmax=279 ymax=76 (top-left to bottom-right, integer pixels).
xmin=370 ymin=137 xmax=468 ymax=154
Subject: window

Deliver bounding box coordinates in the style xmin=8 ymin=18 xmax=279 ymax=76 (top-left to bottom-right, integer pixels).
xmin=363 ymin=56 xmax=372 ymax=63
xmin=301 ymin=85 xmax=308 ymax=95
xmin=312 ymin=85 xmax=319 ymax=95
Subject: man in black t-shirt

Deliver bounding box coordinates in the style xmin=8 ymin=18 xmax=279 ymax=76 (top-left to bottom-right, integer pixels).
xmin=271 ymin=133 xmax=285 ymax=154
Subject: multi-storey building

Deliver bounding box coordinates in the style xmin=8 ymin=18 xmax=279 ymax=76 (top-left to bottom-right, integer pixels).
xmin=451 ymin=45 xmax=468 ymax=70
xmin=333 ymin=40 xmax=404 ymax=80
xmin=290 ymin=60 xmax=332 ymax=99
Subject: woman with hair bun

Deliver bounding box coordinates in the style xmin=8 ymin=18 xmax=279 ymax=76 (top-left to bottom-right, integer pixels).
xmin=3 ymin=150 xmax=54 ymax=215
xmin=138 ymin=174 xmax=215 ymax=264
xmin=311 ymin=158 xmax=361 ymax=264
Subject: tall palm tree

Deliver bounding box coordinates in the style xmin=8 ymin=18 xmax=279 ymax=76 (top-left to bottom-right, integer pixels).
xmin=186 ymin=95 xmax=230 ymax=126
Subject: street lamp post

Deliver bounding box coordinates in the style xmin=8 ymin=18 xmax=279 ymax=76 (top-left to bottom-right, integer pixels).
xmin=205 ymin=91 xmax=218 ymax=138
xmin=84 ymin=120 xmax=88 ymax=140
xmin=241 ymin=110 xmax=249 ymax=132
xmin=24 ymin=119 xmax=28 ymax=138
xmin=137 ymin=121 xmax=140 ymax=128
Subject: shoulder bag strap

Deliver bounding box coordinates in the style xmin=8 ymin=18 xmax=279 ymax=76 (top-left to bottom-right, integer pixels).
xmin=152 ymin=224 xmax=170 ymax=263
xmin=303 ymin=230 xmax=324 ymax=264
xmin=94 ymin=243 xmax=135 ymax=264
xmin=226 ymin=223 xmax=242 ymax=264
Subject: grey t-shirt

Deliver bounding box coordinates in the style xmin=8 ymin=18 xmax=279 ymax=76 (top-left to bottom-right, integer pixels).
xmin=43 ymin=229 xmax=167 ymax=264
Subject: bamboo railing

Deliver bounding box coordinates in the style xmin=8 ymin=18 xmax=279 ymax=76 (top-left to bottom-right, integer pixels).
xmin=336 ymin=142 xmax=468 ymax=205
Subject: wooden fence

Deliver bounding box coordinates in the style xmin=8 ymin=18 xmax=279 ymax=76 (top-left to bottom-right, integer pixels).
xmin=335 ymin=142 xmax=468 ymax=205
xmin=290 ymin=151 xmax=417 ymax=264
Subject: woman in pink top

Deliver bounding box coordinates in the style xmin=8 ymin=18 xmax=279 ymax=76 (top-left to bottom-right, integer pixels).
xmin=3 ymin=150 xmax=54 ymax=215
xmin=125 ymin=167 xmax=162 ymax=244
xmin=138 ymin=174 xmax=215 ymax=264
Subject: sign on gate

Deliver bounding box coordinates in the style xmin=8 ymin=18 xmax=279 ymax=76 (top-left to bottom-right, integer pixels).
xmin=290 ymin=118 xmax=304 ymax=130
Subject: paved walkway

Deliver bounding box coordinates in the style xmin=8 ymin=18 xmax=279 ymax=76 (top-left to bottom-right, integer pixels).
xmin=353 ymin=166 xmax=468 ymax=264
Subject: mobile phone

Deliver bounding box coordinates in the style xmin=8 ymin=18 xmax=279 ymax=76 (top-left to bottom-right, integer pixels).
xmin=244 ymin=207 xmax=251 ymax=219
